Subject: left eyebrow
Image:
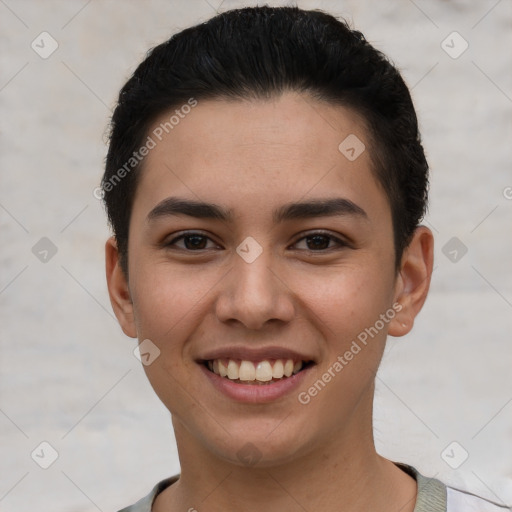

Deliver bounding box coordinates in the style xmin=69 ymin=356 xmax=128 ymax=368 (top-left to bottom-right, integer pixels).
xmin=273 ymin=197 xmax=368 ymax=224
xmin=146 ymin=196 xmax=368 ymax=224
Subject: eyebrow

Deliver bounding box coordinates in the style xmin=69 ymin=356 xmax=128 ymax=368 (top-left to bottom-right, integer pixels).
xmin=147 ymin=196 xmax=368 ymax=224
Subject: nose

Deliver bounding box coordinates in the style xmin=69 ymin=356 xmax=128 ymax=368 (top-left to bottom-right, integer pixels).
xmin=214 ymin=245 xmax=296 ymax=331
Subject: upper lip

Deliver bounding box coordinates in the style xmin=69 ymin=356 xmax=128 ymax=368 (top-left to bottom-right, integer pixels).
xmin=197 ymin=346 xmax=316 ymax=363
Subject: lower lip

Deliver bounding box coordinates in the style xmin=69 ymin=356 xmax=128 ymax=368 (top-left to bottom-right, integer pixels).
xmin=199 ymin=364 xmax=312 ymax=404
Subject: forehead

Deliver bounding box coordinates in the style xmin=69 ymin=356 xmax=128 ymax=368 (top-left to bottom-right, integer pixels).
xmin=131 ymin=92 xmax=389 ymax=224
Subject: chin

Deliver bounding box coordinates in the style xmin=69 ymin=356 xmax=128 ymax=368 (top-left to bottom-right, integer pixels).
xmin=207 ymin=424 xmax=314 ymax=469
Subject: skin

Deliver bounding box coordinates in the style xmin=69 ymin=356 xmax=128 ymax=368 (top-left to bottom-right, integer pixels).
xmin=106 ymin=91 xmax=434 ymax=512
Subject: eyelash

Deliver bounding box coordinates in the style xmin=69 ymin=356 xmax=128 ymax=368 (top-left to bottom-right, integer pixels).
xmin=165 ymin=230 xmax=349 ymax=253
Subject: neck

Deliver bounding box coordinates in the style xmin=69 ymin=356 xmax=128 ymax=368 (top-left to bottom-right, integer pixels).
xmin=153 ymin=396 xmax=417 ymax=512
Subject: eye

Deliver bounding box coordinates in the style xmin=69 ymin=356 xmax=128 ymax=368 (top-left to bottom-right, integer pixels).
xmin=165 ymin=231 xmax=220 ymax=251
xmin=292 ymin=231 xmax=348 ymax=251
xmin=164 ymin=230 xmax=349 ymax=253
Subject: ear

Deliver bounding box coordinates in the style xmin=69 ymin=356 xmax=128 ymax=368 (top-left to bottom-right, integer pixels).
xmin=105 ymin=236 xmax=137 ymax=338
xmin=388 ymin=226 xmax=434 ymax=337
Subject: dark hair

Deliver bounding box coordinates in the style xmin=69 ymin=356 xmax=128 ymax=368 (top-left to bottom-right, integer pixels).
xmin=102 ymin=5 xmax=429 ymax=276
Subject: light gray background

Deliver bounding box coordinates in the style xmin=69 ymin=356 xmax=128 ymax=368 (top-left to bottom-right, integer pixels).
xmin=1 ymin=1 xmax=511 ymax=511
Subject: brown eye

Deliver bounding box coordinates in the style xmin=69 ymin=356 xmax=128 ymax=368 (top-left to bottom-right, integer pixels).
xmin=293 ymin=232 xmax=347 ymax=252
xmin=182 ymin=235 xmax=208 ymax=250
xmin=166 ymin=232 xmax=219 ymax=251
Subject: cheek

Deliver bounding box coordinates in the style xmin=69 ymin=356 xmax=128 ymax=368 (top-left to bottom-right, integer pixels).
xmin=129 ymin=260 xmax=209 ymax=337
xmin=296 ymin=262 xmax=395 ymax=400
xmin=129 ymin=267 xmax=207 ymax=410
xmin=297 ymin=262 xmax=395 ymax=336
xmin=295 ymin=269 xmax=392 ymax=418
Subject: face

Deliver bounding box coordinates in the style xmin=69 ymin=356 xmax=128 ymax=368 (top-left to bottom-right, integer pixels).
xmin=106 ymin=91 xmax=433 ymax=468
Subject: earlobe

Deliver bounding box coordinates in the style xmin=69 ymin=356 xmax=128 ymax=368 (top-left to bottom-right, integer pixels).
xmin=105 ymin=236 xmax=138 ymax=338
xmin=388 ymin=226 xmax=434 ymax=338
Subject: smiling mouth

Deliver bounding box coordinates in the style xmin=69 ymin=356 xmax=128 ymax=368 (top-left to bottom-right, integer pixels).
xmin=203 ymin=358 xmax=314 ymax=385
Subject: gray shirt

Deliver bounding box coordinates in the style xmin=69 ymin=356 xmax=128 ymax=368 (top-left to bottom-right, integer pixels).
xmin=117 ymin=462 xmax=511 ymax=512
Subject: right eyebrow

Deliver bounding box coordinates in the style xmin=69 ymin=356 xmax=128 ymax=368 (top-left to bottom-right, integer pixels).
xmin=147 ymin=197 xmax=233 ymax=223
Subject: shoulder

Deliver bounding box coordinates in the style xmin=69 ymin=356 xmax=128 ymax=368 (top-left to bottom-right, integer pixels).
xmin=447 ymin=486 xmax=511 ymax=512
xmin=117 ymin=475 xmax=179 ymax=512
xmin=393 ymin=461 xmax=512 ymax=512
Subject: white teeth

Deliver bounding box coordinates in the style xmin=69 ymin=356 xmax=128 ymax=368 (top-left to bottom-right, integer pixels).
xmin=218 ymin=359 xmax=228 ymax=377
xmin=272 ymin=360 xmax=284 ymax=378
xmin=227 ymin=360 xmax=239 ymax=380
xmin=208 ymin=358 xmax=307 ymax=383
xmin=239 ymin=360 xmax=256 ymax=381
xmin=255 ymin=361 xmax=273 ymax=381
